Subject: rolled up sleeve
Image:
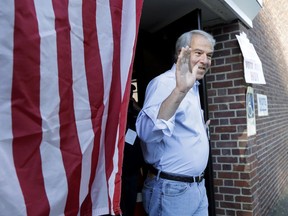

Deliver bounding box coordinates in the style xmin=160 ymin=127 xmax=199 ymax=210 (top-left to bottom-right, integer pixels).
xmin=136 ymin=104 xmax=175 ymax=143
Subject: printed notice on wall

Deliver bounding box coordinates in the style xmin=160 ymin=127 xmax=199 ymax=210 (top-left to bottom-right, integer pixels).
xmin=257 ymin=94 xmax=268 ymax=116
xmin=236 ymin=32 xmax=266 ymax=84
xmin=246 ymin=87 xmax=256 ymax=136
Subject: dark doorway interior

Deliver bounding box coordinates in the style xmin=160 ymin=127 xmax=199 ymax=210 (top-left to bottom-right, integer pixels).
xmin=133 ymin=8 xmax=215 ymax=216
xmin=134 ymin=9 xmax=200 ymax=107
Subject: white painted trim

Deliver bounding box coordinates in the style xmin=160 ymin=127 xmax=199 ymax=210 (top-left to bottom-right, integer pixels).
xmin=223 ymin=0 xmax=253 ymax=28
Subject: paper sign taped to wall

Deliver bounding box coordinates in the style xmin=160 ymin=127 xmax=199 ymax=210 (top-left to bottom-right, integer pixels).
xmin=236 ymin=32 xmax=266 ymax=84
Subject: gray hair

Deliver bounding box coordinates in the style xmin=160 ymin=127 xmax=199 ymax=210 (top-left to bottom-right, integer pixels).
xmin=174 ymin=30 xmax=216 ymax=61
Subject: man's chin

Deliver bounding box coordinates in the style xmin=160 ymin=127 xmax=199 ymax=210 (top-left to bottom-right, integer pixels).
xmin=196 ymin=73 xmax=205 ymax=80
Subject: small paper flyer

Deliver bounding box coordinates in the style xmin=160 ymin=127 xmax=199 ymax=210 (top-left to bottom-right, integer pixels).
xmin=236 ymin=32 xmax=266 ymax=84
xmin=257 ymin=94 xmax=268 ymax=116
xmin=125 ymin=128 xmax=137 ymax=145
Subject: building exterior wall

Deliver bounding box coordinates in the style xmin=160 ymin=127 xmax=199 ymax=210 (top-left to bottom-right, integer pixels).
xmin=206 ymin=0 xmax=288 ymax=215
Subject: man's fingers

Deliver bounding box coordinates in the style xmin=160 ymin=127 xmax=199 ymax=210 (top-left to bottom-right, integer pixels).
xmin=183 ymin=46 xmax=191 ymax=59
xmin=191 ymin=63 xmax=199 ymax=75
xmin=205 ymin=119 xmax=210 ymax=127
xmin=178 ymin=46 xmax=191 ymax=60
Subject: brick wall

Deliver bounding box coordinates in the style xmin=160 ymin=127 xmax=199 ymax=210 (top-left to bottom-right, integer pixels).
xmin=249 ymin=0 xmax=288 ymax=215
xmin=206 ymin=22 xmax=255 ymax=215
xmin=206 ymin=0 xmax=288 ymax=215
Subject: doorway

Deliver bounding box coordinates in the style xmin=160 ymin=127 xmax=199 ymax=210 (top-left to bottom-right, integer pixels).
xmin=133 ymin=8 xmax=215 ymax=216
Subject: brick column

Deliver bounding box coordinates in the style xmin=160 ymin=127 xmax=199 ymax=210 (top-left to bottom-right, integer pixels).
xmin=206 ymin=22 xmax=258 ymax=216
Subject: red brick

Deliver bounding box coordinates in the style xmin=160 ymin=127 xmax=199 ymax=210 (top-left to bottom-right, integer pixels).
xmin=220 ymin=201 xmax=241 ymax=209
xmin=229 ymin=102 xmax=245 ymax=109
xmin=214 ymin=34 xmax=230 ymax=42
xmin=234 ymin=181 xmax=250 ymax=188
xmin=225 ymin=55 xmax=242 ymax=64
xmin=214 ymin=111 xmax=235 ymax=118
xmin=213 ymin=49 xmax=232 ymax=58
xmin=215 ymin=126 xmax=237 ymax=133
xmin=216 ymin=141 xmax=238 ymax=148
xmin=227 ymin=71 xmax=244 ymax=79
xmin=213 ymin=95 xmax=235 ymax=103
xmin=232 ymin=63 xmax=244 ymax=70
xmin=236 ymin=211 xmax=253 ymax=216
xmin=218 ymin=172 xmax=240 ymax=179
xmin=230 ymin=117 xmax=246 ymax=125
xmin=215 ymin=58 xmax=225 ymax=65
xmin=224 ymin=40 xmax=240 ymax=48
xmin=217 ymin=156 xmax=238 ymax=163
xmin=211 ymin=65 xmax=232 ymax=73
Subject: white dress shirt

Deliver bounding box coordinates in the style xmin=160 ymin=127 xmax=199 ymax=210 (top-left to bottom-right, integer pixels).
xmin=136 ymin=64 xmax=209 ymax=176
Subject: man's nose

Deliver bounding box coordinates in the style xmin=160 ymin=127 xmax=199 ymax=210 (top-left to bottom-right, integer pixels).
xmin=200 ymin=54 xmax=209 ymax=63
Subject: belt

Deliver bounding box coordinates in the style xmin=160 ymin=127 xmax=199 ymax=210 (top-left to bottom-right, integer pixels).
xmin=149 ymin=166 xmax=204 ymax=183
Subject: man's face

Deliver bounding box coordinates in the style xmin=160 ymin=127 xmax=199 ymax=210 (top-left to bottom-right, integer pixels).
xmin=189 ymin=35 xmax=214 ymax=80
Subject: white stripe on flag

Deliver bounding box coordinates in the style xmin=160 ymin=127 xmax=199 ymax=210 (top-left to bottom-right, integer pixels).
xmin=0 ymin=1 xmax=27 ymax=216
xmin=90 ymin=0 xmax=114 ymax=214
xmin=34 ymin=1 xmax=68 ymax=215
xmin=68 ymin=0 xmax=95 ymax=207
xmin=108 ymin=126 xmax=120 ymax=213
xmin=120 ymin=0 xmax=137 ymax=99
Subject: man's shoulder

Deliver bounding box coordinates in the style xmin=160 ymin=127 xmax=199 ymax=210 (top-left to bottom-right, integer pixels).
xmin=150 ymin=66 xmax=175 ymax=85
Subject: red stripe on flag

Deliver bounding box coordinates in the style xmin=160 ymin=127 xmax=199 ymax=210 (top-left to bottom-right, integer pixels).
xmin=113 ymin=76 xmax=129 ymax=215
xmin=80 ymin=0 xmax=105 ymax=215
xmin=12 ymin=1 xmax=50 ymax=215
xmin=112 ymin=0 xmax=144 ymax=213
xmin=104 ymin=0 xmax=123 ymax=214
xmin=136 ymin=0 xmax=144 ymax=32
xmin=52 ymin=1 xmax=82 ymax=215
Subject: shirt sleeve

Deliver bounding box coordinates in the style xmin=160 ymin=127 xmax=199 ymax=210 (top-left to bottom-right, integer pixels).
xmin=136 ymin=68 xmax=176 ymax=144
xmin=136 ymin=103 xmax=175 ymax=143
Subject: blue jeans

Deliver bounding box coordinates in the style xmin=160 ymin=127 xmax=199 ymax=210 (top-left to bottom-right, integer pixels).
xmin=142 ymin=175 xmax=208 ymax=216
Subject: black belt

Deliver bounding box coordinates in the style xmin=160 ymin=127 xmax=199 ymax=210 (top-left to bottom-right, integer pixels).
xmin=149 ymin=166 xmax=204 ymax=183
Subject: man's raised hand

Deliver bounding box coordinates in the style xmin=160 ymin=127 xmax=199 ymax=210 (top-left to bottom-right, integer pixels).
xmin=176 ymin=46 xmax=198 ymax=94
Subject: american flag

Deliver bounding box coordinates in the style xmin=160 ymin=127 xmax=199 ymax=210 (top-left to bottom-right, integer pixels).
xmin=0 ymin=0 xmax=143 ymax=215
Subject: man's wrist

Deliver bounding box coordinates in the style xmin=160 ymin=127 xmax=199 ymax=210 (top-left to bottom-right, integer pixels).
xmin=173 ymin=88 xmax=187 ymax=102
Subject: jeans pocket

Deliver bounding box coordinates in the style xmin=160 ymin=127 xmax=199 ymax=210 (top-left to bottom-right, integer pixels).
xmin=163 ymin=181 xmax=189 ymax=197
xmin=142 ymin=176 xmax=156 ymax=213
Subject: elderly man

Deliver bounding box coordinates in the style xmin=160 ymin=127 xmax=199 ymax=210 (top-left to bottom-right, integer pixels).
xmin=136 ymin=29 xmax=215 ymax=216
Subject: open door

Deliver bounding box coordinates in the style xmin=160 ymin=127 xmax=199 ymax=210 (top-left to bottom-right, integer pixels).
xmin=133 ymin=8 xmax=216 ymax=216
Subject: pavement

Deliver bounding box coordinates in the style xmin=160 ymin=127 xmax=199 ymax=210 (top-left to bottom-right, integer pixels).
xmin=268 ymin=185 xmax=288 ymax=216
